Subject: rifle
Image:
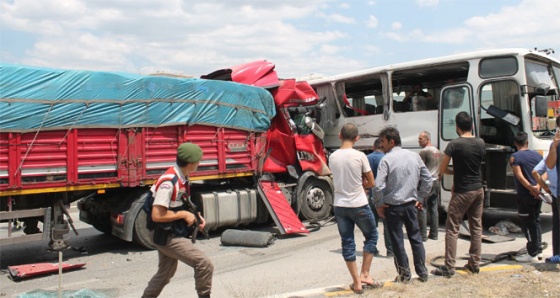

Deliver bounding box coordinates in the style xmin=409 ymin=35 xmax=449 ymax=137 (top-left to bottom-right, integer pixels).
xmin=182 ymin=194 xmax=209 ymax=243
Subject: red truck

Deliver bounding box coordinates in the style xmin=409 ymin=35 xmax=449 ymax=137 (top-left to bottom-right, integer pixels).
xmin=0 ymin=61 xmax=332 ymax=249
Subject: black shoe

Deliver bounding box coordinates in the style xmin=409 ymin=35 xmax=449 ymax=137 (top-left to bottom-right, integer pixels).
xmin=386 ymin=250 xmax=394 ymax=257
xmin=429 ymin=235 xmax=438 ymax=240
xmin=394 ymin=275 xmax=411 ymax=284
xmin=422 ymin=237 xmax=428 ymax=242
xmin=462 ymin=263 xmax=480 ymax=274
xmin=418 ymin=274 xmax=429 ymax=282
xmin=431 ymin=267 xmax=455 ymax=278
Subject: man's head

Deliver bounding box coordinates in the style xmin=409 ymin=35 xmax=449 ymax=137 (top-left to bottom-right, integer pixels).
xmin=373 ymin=138 xmax=382 ymax=151
xmin=513 ymin=131 xmax=529 ymax=148
xmin=340 ymin=123 xmax=359 ymax=142
xmin=418 ymin=131 xmax=431 ymax=148
xmin=378 ymin=127 xmax=401 ymax=153
xmin=455 ymin=111 xmax=472 ymax=134
xmin=177 ymin=142 xmax=203 ymax=168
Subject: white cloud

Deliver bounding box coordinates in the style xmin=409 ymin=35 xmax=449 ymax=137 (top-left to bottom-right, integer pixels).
xmin=0 ymin=0 xmax=352 ymax=77
xmin=384 ymin=32 xmax=407 ymax=43
xmin=325 ymin=13 xmax=355 ymax=24
xmin=367 ymin=15 xmax=378 ymax=28
xmin=23 ymin=33 xmax=134 ymax=71
xmin=5 ymin=0 xmax=559 ymax=79
xmin=423 ymin=28 xmax=472 ymax=44
xmin=384 ymin=0 xmax=560 ymax=61
xmin=416 ymin=0 xmax=439 ymax=8
xmin=319 ymin=44 xmax=341 ymax=55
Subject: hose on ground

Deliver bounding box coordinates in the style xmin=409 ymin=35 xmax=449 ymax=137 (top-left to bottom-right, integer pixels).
xmin=430 ymin=242 xmax=548 ymax=270
xmin=305 ymin=215 xmax=336 ymax=233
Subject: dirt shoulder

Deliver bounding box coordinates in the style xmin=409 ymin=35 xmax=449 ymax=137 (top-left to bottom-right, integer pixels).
xmin=327 ymin=264 xmax=560 ymax=297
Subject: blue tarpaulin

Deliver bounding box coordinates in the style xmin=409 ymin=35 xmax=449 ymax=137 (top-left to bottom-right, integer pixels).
xmin=0 ymin=64 xmax=276 ymax=132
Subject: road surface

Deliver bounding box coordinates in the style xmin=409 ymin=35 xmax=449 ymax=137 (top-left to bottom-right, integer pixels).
xmin=0 ymin=207 xmax=556 ymax=297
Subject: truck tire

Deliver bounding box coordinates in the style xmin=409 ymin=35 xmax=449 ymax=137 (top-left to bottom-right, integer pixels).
xmin=299 ymin=178 xmax=333 ymax=220
xmin=133 ymin=203 xmax=156 ymax=250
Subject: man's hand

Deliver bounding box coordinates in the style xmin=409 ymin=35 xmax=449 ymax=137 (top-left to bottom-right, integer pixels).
xmin=376 ymin=205 xmax=388 ymax=219
xmin=529 ymin=184 xmax=541 ymax=198
xmin=415 ymin=201 xmax=424 ymax=211
xmin=553 ymin=130 xmax=560 ymax=149
xmin=183 ymin=211 xmax=196 ymax=226
xmin=197 ymin=213 xmax=206 ymax=231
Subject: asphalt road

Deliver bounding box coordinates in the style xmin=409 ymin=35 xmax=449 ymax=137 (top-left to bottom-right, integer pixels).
xmin=0 ymin=207 xmax=556 ymax=298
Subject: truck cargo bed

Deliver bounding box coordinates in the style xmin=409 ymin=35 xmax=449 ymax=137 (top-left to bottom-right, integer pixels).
xmin=0 ymin=124 xmax=262 ymax=196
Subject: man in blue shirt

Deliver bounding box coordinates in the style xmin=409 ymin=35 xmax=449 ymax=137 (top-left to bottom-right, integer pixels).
xmin=511 ymin=131 xmax=543 ymax=263
xmin=367 ymin=139 xmax=393 ymax=257
xmin=544 ymin=116 xmax=560 ymax=264
xmin=532 ymin=157 xmax=557 ymax=203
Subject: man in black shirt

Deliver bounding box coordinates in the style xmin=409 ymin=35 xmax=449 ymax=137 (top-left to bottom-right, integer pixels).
xmin=434 ymin=112 xmax=485 ymax=277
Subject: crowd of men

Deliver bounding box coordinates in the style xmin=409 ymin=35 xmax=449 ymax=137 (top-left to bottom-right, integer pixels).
xmin=142 ymin=111 xmax=560 ymax=297
xmin=329 ymin=111 xmax=560 ymax=293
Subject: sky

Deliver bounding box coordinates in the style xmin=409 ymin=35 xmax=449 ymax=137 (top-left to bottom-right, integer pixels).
xmin=1 ymin=0 xmax=560 ymax=79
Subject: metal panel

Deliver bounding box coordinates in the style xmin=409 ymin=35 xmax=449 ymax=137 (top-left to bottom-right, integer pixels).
xmin=195 ymin=190 xmax=258 ymax=231
xmin=257 ymin=180 xmax=309 ymax=234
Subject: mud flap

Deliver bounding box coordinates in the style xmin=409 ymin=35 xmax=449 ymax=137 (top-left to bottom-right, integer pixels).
xmin=8 ymin=262 xmax=86 ymax=281
xmin=257 ymin=180 xmax=309 ymax=235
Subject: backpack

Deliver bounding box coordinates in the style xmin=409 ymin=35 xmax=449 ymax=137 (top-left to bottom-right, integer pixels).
xmin=143 ymin=175 xmax=179 ymax=231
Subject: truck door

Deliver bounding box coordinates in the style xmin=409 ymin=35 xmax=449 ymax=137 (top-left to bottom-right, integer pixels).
xmin=438 ymin=84 xmax=475 ymax=209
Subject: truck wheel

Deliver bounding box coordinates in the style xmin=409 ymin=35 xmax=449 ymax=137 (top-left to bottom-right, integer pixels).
xmin=133 ymin=202 xmax=156 ymax=250
xmin=299 ymin=178 xmax=333 ymax=220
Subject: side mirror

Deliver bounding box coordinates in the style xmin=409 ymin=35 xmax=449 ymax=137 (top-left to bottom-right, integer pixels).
xmin=536 ymin=84 xmax=551 ymax=96
xmin=304 ymin=115 xmax=325 ymax=140
xmin=534 ymin=96 xmax=548 ymax=117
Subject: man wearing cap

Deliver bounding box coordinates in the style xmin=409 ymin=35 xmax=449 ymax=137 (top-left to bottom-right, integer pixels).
xmin=142 ymin=142 xmax=213 ymax=298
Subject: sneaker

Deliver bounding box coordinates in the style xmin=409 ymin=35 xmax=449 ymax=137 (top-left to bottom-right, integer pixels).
xmin=515 ymin=254 xmax=537 ymax=263
xmin=428 ymin=235 xmax=438 ymax=240
xmin=545 ymin=255 xmax=560 ymax=264
xmin=393 ymin=275 xmax=411 ymax=284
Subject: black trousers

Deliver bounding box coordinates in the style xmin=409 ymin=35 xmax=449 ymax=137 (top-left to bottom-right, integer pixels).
xmin=516 ymin=196 xmax=543 ymax=256
xmin=385 ymin=201 xmax=428 ymax=280
xmin=552 ymin=195 xmax=560 ymax=256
